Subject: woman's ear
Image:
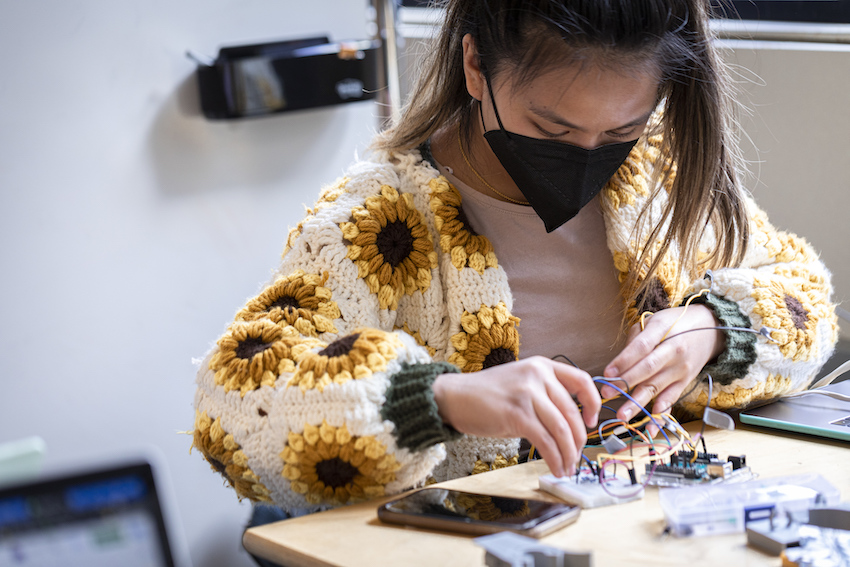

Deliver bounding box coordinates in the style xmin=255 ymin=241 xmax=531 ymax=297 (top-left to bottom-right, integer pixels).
xmin=462 ymin=34 xmax=485 ymax=102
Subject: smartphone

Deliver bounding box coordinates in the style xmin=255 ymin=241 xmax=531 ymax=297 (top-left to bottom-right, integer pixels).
xmin=377 ymin=487 xmax=580 ymax=537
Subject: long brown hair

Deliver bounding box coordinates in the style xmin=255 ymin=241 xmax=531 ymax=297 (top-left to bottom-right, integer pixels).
xmin=374 ymin=0 xmax=750 ymax=316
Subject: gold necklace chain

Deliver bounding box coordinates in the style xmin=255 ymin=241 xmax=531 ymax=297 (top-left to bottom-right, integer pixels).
xmin=457 ymin=128 xmax=530 ymax=205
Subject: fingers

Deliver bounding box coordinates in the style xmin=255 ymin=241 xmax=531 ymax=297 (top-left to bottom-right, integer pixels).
xmin=528 ymin=398 xmax=577 ymax=478
xmin=526 ymin=358 xmax=599 ymax=477
xmin=547 ymin=361 xmax=600 ymax=428
xmin=601 ymin=323 xmax=665 ymax=398
xmin=542 ymin=378 xmax=588 ymax=464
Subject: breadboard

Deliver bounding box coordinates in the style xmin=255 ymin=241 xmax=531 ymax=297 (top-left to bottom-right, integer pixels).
xmin=539 ymin=473 xmax=644 ymax=508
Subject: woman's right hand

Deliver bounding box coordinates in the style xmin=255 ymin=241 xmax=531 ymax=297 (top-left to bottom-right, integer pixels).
xmin=432 ymin=356 xmax=600 ymax=478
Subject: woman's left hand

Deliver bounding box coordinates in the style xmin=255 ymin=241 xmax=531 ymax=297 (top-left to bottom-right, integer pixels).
xmin=601 ymin=304 xmax=725 ymax=422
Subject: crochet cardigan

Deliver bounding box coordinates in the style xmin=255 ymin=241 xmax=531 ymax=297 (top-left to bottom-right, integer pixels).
xmin=192 ymin=135 xmax=838 ymax=511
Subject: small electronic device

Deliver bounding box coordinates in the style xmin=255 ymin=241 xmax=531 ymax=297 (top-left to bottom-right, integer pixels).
xmin=377 ymin=488 xmax=580 ymax=538
xmin=644 ymin=450 xmax=754 ymax=487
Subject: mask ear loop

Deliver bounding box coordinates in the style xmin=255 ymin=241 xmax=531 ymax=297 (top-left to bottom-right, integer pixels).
xmin=481 ymin=71 xmax=510 ymax=136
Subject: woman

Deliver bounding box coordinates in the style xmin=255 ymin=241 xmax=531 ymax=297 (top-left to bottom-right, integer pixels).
xmin=193 ymin=0 xmax=838 ymax=515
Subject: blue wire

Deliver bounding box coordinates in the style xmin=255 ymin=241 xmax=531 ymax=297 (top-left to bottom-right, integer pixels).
xmin=593 ymin=377 xmax=671 ymax=444
xmin=600 ymin=404 xmax=618 ymax=417
xmin=599 ymin=375 xmax=632 ymax=395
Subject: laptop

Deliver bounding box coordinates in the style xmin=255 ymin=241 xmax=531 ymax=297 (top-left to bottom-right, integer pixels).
xmin=0 ymin=457 xmax=191 ymax=567
xmin=739 ymin=379 xmax=850 ymax=442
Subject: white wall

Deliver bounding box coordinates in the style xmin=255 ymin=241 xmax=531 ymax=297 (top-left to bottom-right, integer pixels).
xmin=0 ymin=1 xmax=377 ymax=565
xmin=718 ymin=40 xmax=850 ymax=340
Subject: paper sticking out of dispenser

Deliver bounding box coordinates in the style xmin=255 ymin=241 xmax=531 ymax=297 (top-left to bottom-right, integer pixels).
xmin=191 ymin=36 xmax=381 ymax=119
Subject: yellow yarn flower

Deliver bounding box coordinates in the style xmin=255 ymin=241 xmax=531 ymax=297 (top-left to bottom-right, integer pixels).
xmin=429 ymin=177 xmax=498 ymax=274
xmin=449 ymin=303 xmax=520 ymax=373
xmin=236 ymin=270 xmax=341 ymax=336
xmin=281 ymin=421 xmax=401 ymax=506
xmin=287 ymin=329 xmax=402 ymax=392
xmin=210 ymin=320 xmax=320 ymax=395
xmin=751 ymin=267 xmax=836 ymax=362
xmin=341 ymin=185 xmax=437 ymax=310
xmin=677 ymin=372 xmax=795 ymax=417
xmin=193 ymin=411 xmax=272 ymax=503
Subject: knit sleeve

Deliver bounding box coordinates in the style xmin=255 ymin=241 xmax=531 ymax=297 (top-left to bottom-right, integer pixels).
xmin=192 ymin=160 xmax=454 ymax=513
xmin=381 ymin=361 xmax=463 ymax=451
xmin=677 ymin=197 xmax=839 ymax=415
xmin=684 ymin=291 xmax=757 ymax=384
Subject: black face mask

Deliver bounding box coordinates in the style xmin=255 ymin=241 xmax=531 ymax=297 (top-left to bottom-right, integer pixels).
xmin=482 ymin=80 xmax=639 ymax=233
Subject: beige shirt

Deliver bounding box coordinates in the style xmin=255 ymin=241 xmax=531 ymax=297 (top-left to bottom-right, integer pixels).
xmin=436 ymin=164 xmax=626 ymax=376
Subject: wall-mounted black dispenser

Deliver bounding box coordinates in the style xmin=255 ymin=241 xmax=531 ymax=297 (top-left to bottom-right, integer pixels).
xmin=193 ymin=36 xmax=381 ymax=119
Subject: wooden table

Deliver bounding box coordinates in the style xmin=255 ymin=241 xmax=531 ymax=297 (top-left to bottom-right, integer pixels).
xmin=243 ymin=423 xmax=849 ymax=567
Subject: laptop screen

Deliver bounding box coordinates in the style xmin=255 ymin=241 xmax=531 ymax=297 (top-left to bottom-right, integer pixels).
xmin=0 ymin=461 xmax=176 ymax=567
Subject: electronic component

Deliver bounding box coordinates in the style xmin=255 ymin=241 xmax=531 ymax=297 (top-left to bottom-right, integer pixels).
xmin=644 ymin=450 xmax=754 ymax=487
xmin=539 ymin=471 xmax=644 ymax=509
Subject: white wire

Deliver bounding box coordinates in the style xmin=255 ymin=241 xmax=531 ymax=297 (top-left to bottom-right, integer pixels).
xmin=808 ymin=359 xmax=850 ymax=390
xmin=781 ymin=389 xmax=850 ymax=403
xmin=776 ymin=358 xmax=850 ymax=402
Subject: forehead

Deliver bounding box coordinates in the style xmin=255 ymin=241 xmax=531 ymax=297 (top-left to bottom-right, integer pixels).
xmin=500 ymin=61 xmax=660 ymax=129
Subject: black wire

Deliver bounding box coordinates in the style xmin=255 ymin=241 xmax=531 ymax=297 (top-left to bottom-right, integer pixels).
xmin=551 ymin=354 xmax=579 ymax=368
xmin=551 ymin=354 xmax=636 ymax=396
xmin=659 ymin=326 xmax=768 ymax=346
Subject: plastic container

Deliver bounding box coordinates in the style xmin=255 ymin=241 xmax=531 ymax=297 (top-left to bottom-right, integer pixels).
xmin=659 ymin=474 xmax=841 ymax=537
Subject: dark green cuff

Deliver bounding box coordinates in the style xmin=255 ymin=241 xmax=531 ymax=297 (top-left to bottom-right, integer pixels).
xmin=684 ymin=293 xmax=757 ymax=386
xmin=381 ymin=361 xmax=463 ymax=452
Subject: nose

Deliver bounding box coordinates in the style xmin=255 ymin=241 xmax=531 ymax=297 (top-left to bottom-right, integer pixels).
xmin=570 ymin=134 xmax=607 ymax=151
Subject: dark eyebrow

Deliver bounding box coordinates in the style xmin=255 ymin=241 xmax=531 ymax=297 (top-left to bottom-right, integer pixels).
xmin=529 ymin=105 xmax=654 ymax=132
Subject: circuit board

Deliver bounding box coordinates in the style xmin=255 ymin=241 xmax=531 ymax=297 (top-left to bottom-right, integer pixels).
xmin=644 ymin=450 xmax=754 ymax=487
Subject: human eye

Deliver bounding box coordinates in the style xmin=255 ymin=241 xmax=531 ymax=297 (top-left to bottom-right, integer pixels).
xmin=532 ymin=122 xmax=569 ymax=139
xmin=607 ymin=127 xmax=639 ymax=140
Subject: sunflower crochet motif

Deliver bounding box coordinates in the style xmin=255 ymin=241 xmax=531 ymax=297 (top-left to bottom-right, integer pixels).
xmin=286 ymin=329 xmax=402 ymax=392
xmin=429 ymin=177 xmax=497 ymax=275
xmin=209 ymin=320 xmax=322 ymax=396
xmin=193 ymin=411 xmax=272 ymax=503
xmin=341 ymin=185 xmax=437 ymax=310
xmin=449 ymin=303 xmax=520 ymax=372
xmin=281 ymin=421 xmax=401 ymax=506
xmin=235 ymin=270 xmax=341 ymax=336
xmin=751 ymin=266 xmax=835 ymax=362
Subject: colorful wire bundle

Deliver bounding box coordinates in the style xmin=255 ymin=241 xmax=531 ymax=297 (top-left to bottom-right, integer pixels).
xmin=534 ymin=287 xmax=741 ymax=497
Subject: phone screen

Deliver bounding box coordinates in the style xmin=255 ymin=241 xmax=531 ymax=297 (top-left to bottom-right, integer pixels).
xmin=378 ymin=488 xmax=579 ymax=536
